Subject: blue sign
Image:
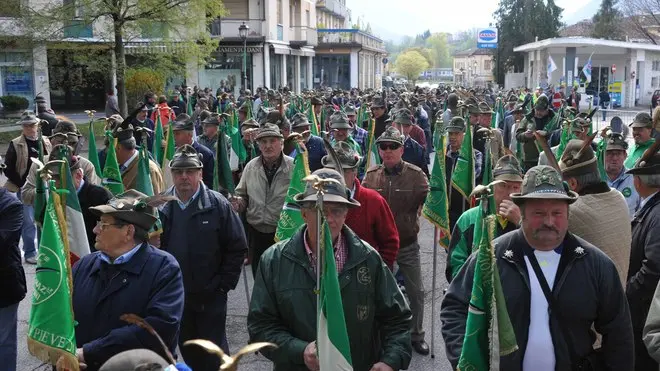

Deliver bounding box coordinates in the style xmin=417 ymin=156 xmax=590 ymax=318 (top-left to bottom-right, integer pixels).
xmin=477 ymin=27 xmax=498 ymax=49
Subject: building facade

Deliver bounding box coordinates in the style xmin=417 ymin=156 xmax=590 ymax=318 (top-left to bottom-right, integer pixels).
xmin=192 ymin=0 xmax=317 ymax=95
xmin=452 ymin=48 xmax=494 ymax=87
xmin=313 ymin=0 xmax=385 ymax=90
xmin=420 ymin=68 xmax=453 ymax=81
xmin=512 ymin=37 xmax=660 ymax=108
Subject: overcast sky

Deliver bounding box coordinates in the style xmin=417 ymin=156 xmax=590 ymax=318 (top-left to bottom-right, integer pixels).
xmin=347 ymin=0 xmax=596 ymax=40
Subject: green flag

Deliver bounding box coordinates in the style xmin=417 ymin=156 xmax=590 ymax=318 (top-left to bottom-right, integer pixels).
xmin=162 ymin=122 xmax=176 ymax=168
xmin=88 ymin=120 xmax=102 ymax=178
xmin=152 ymin=114 xmax=164 ymax=165
xmin=186 ymin=95 xmax=194 ymax=116
xmin=27 ymin=183 xmax=79 ymax=370
xmin=214 ymin=125 xmax=235 ymax=194
xmin=229 ymin=112 xmax=248 ymax=169
xmin=422 ymin=132 xmax=451 ymax=249
xmin=102 ymin=132 xmax=125 ymax=196
xmin=307 ymin=104 xmax=320 ymax=136
xmin=451 ymin=121 xmax=474 ymax=200
xmin=275 ymin=143 xmax=310 ymax=242
xmin=364 ymin=118 xmax=381 ymax=170
xmin=457 ymin=209 xmax=518 ymax=370
xmin=479 ymin=140 xmax=497 ymax=216
xmin=136 ymin=141 xmax=163 ymax=236
xmin=317 ymin=220 xmax=353 ymax=370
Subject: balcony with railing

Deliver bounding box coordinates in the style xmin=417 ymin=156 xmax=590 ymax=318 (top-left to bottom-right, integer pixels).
xmin=316 ymin=0 xmax=349 ymax=20
xmin=289 ymin=26 xmax=318 ymax=47
xmin=317 ymin=29 xmax=386 ymax=52
xmin=209 ymin=19 xmax=264 ymax=40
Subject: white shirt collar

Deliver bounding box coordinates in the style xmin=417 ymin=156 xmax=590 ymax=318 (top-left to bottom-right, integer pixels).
xmin=640 ymin=191 xmax=659 ymax=210
xmin=122 ymin=150 xmax=139 ymax=170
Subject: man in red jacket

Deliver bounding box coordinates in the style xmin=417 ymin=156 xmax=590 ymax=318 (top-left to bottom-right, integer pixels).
xmin=321 ymin=142 xmax=399 ymax=269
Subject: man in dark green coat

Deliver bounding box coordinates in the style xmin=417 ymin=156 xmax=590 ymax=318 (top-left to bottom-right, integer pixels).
xmin=247 ymin=168 xmax=412 ymax=371
xmin=445 ymin=155 xmax=523 ymax=282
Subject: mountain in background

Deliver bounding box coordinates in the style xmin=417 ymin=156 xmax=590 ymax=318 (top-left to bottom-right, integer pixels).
xmin=370 ymin=24 xmax=406 ymax=43
xmin=563 ymin=0 xmax=601 ymax=25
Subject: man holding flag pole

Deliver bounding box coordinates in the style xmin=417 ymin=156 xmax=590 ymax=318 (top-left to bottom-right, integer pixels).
xmin=247 ymin=167 xmax=412 ymax=371
xmin=442 ymin=165 xmax=633 ymax=370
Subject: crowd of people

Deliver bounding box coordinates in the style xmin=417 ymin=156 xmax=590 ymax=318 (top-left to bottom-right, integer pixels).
xmin=2 ymin=82 xmax=660 ymax=371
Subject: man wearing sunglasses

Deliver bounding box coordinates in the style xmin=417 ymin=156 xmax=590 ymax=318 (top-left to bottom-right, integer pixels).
xmin=21 ymin=120 xmax=102 ymax=207
xmin=363 ymin=126 xmax=430 ymax=355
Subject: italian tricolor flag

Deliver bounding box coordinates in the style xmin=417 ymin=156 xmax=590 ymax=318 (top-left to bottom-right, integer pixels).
xmin=317 ymin=221 xmax=353 ymax=370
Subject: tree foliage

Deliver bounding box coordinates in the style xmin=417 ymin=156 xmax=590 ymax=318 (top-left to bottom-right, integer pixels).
xmin=493 ymin=0 xmax=564 ymax=84
xmin=384 ymin=29 xmax=454 ymax=70
xmin=622 ymin=0 xmax=660 ymax=44
xmin=126 ymin=68 xmax=166 ymax=104
xmin=13 ymin=0 xmax=226 ymax=116
xmin=395 ymin=50 xmax=430 ymax=82
xmin=592 ymin=0 xmax=623 ymax=40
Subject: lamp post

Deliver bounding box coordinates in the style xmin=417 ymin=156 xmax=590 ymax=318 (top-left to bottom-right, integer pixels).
xmin=239 ymin=22 xmax=249 ymax=92
xmin=473 ymin=60 xmax=478 ymax=86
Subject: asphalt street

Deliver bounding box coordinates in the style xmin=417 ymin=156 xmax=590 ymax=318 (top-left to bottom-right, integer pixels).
xmin=4 ymin=170 xmax=454 ymax=371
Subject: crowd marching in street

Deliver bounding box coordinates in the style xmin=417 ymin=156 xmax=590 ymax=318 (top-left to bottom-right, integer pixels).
xmin=3 ymin=82 xmax=660 ymax=371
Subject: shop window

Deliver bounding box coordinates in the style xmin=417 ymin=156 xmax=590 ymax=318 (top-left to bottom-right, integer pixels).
xmin=653 ymin=77 xmax=659 ymax=88
xmin=653 ymin=61 xmax=660 ymax=72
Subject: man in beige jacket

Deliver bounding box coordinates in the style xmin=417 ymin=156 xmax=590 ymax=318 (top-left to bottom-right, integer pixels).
xmin=559 ymin=139 xmax=632 ymax=287
xmin=21 ymin=120 xmax=101 ymax=206
xmin=231 ymin=123 xmax=293 ymax=276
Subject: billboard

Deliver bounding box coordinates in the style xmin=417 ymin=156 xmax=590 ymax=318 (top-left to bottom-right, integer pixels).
xmin=477 ymin=28 xmax=498 ymax=49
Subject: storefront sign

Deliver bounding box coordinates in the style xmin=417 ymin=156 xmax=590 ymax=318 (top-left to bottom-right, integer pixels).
xmin=217 ymin=46 xmax=262 ymax=53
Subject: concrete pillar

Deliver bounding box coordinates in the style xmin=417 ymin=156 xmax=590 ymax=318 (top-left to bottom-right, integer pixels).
xmin=565 ymin=47 xmax=576 ymax=92
xmin=263 ymin=45 xmax=271 ymax=89
xmin=350 ymin=49 xmax=358 ymax=88
xmin=281 ymin=54 xmax=287 ymax=89
xmin=253 ymin=51 xmax=265 ymax=89
xmin=625 ymin=50 xmax=638 ymax=108
xmin=295 ymin=55 xmax=301 ymax=93
xmin=307 ymin=56 xmax=314 ymax=89
xmin=31 ymin=44 xmax=50 ymax=107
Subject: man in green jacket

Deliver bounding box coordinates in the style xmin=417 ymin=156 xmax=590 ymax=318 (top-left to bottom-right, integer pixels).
xmin=625 ymin=112 xmax=655 ymax=169
xmin=247 ymin=168 xmax=412 ymax=371
xmin=445 ymin=155 xmax=523 ymax=282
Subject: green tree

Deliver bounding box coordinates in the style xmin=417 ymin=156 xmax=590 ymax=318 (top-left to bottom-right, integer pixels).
xmin=427 ymin=33 xmax=451 ymax=68
xmin=592 ymin=0 xmax=623 ymax=40
xmin=15 ymin=0 xmax=226 ymax=116
xmin=494 ymin=0 xmax=563 ymax=85
xmin=404 ymin=47 xmax=434 ymax=68
xmin=395 ymin=50 xmax=430 ymax=83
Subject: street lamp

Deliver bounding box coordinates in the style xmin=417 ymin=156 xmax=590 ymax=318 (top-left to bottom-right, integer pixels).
xmin=239 ymin=22 xmax=249 ymax=92
xmin=473 ymin=60 xmax=478 ymax=86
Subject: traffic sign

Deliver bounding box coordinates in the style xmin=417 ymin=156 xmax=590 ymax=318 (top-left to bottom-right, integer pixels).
xmin=612 ymin=64 xmax=616 ymax=73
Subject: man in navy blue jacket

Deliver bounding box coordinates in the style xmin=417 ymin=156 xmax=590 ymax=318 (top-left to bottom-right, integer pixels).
xmin=160 ymin=145 xmax=248 ymax=371
xmin=72 ymin=190 xmax=184 ymax=371
xmin=172 ymin=114 xmax=216 ymax=189
xmin=0 ymin=158 xmax=25 ymax=371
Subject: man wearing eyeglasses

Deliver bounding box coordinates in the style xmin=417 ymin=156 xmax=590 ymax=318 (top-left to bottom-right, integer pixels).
xmin=72 ymin=190 xmax=184 ymax=371
xmin=363 ymin=126 xmax=430 ymax=356
xmin=160 ymin=144 xmax=247 ymax=371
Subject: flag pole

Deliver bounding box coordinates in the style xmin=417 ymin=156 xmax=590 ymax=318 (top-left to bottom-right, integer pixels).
xmin=430 ymin=226 xmax=438 ymax=358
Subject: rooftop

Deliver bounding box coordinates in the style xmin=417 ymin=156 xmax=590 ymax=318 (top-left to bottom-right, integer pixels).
xmin=513 ymin=36 xmax=660 ymax=52
xmin=453 ymin=48 xmax=494 ymax=57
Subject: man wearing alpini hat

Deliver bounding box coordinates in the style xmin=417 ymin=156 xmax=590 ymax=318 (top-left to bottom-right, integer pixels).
xmin=72 ymin=190 xmax=184 ymax=371
xmin=248 ymin=168 xmax=412 ymax=371
xmin=626 ymin=112 xmax=656 ymax=169
xmin=559 ymin=139 xmax=631 ymax=288
xmin=604 ymin=132 xmax=640 ymax=217
xmin=442 ymin=165 xmax=633 ymax=370
xmin=446 ymin=155 xmax=523 ymax=282
xmin=159 ymin=145 xmax=247 ymax=371
xmin=321 ymin=141 xmax=399 ymax=269
xmin=363 ymin=126 xmax=430 ymax=355
xmin=626 ymin=143 xmax=660 ymax=370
